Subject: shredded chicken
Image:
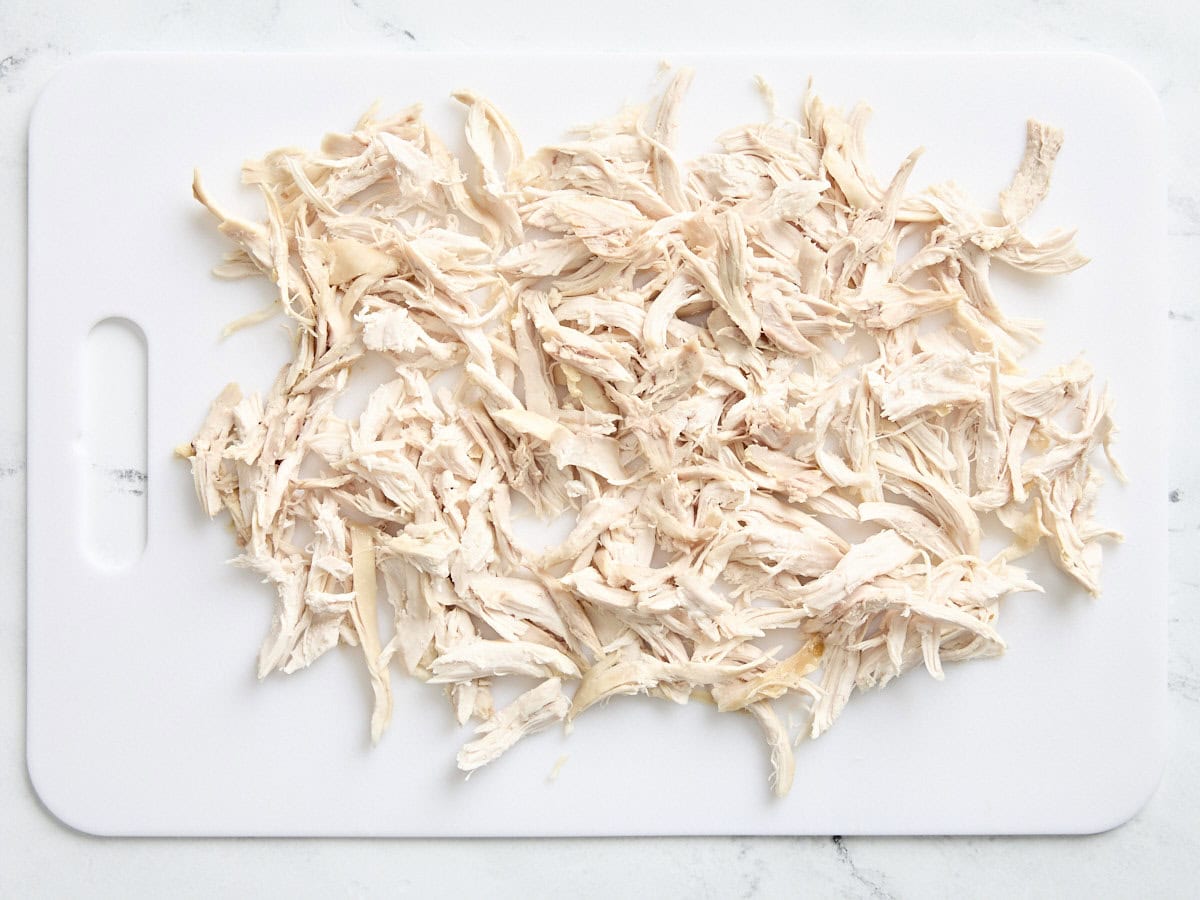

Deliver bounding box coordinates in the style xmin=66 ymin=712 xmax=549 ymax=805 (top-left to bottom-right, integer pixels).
xmin=183 ymin=68 xmax=1121 ymax=796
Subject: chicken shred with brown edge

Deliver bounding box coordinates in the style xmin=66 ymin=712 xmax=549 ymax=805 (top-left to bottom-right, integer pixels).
xmin=183 ymin=68 xmax=1122 ymax=797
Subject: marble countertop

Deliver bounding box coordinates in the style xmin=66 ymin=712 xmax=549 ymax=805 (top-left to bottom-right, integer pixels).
xmin=2 ymin=1 xmax=1195 ymax=896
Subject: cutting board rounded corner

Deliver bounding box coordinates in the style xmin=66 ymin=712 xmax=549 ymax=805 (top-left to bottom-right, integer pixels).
xmin=25 ymin=744 xmax=114 ymax=838
xmin=28 ymin=52 xmax=134 ymax=153
xmin=1069 ymin=49 xmax=1166 ymax=135
xmin=1081 ymin=741 xmax=1169 ymax=836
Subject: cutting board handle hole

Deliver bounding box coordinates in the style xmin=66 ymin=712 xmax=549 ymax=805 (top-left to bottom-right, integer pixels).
xmin=82 ymin=317 xmax=147 ymax=569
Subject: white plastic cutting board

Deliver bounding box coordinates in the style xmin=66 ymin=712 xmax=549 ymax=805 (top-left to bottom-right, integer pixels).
xmin=27 ymin=52 xmax=1167 ymax=836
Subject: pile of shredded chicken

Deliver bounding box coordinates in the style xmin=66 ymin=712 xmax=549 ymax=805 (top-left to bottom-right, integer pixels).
xmin=183 ymin=69 xmax=1121 ymax=796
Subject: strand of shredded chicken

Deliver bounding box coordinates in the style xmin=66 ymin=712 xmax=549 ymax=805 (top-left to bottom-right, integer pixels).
xmin=182 ymin=69 xmax=1121 ymax=797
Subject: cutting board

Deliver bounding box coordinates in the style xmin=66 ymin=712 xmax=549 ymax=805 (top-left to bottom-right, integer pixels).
xmin=27 ymin=51 xmax=1167 ymax=836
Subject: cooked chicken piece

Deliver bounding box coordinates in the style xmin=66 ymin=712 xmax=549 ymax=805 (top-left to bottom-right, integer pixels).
xmin=349 ymin=525 xmax=393 ymax=743
xmin=712 ymin=641 xmax=824 ymax=712
xmin=1000 ymin=120 xmax=1065 ymax=226
xmin=792 ymin=530 xmax=918 ymax=612
xmin=457 ymin=678 xmax=571 ymax=773
xmin=187 ymin=66 xmax=1118 ymax=796
xmin=428 ymin=639 xmax=582 ymax=683
xmin=747 ymin=701 xmax=796 ymax=798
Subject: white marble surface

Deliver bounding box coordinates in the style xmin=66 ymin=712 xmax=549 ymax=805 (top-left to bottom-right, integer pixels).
xmin=2 ymin=1 xmax=1195 ymax=896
